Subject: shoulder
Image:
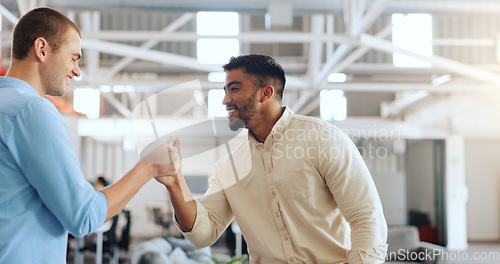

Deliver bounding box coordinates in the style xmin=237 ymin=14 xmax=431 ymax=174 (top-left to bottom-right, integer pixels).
xmin=1 ymin=87 xmax=56 ymax=118
xmin=215 ymin=137 xmax=251 ymax=169
xmin=287 ymin=113 xmax=350 ymax=141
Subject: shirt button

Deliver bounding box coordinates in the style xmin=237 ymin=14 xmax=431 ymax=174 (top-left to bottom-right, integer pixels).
xmin=288 ymin=258 xmax=294 ymax=262
xmin=276 ymin=213 xmax=280 ymax=218
xmin=271 ymin=191 xmax=276 ymax=196
xmin=285 ymin=236 xmax=289 ymax=240
xmin=267 ymin=169 xmax=272 ymax=174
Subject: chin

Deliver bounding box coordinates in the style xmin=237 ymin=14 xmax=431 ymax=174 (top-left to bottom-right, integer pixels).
xmin=228 ymin=118 xmax=245 ymax=131
xmin=46 ymin=88 xmax=66 ymax=97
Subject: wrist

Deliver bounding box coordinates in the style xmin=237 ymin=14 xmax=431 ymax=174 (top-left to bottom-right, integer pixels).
xmin=164 ymin=173 xmax=182 ymax=191
xmin=137 ymin=160 xmax=157 ymax=179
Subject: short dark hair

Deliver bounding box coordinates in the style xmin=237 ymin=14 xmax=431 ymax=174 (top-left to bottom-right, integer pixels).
xmin=223 ymin=54 xmax=286 ymax=102
xmin=12 ymin=7 xmax=81 ymax=60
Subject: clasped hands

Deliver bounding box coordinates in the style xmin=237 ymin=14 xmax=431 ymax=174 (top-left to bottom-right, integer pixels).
xmin=141 ymin=138 xmax=182 ymax=187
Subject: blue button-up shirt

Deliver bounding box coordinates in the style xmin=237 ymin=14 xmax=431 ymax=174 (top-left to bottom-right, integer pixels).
xmin=0 ymin=77 xmax=107 ymax=263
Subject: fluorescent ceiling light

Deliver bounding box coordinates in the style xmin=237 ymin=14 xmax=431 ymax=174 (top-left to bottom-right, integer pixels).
xmin=328 ymin=73 xmax=347 ymax=83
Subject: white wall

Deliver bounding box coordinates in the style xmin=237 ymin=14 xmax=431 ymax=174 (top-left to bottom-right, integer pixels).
xmin=465 ymin=140 xmax=500 ymax=241
xmin=361 ymin=140 xmax=407 ymax=226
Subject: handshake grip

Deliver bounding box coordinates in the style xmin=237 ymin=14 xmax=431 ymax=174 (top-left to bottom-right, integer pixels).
xmin=140 ymin=137 xmax=182 ymax=176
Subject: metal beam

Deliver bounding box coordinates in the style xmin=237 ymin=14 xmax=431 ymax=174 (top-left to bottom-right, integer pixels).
xmin=356 ymin=0 xmax=366 ymax=23
xmin=321 ymin=83 xmax=500 ymax=92
xmin=104 ymin=13 xmax=195 ymax=81
xmin=312 ymin=0 xmax=390 ymax=89
xmin=356 ymin=0 xmax=391 ymax=36
xmin=331 ymin=24 xmax=393 ymax=74
xmin=307 ymin=15 xmax=325 ymax=81
xmin=16 ymin=0 xmax=28 ymax=15
xmin=80 ymin=11 xmax=100 ymax=81
xmin=298 ymin=96 xmax=320 ymax=116
xmin=292 ymin=42 xmax=350 ymax=112
xmin=360 ymin=33 xmax=500 ymax=86
xmin=433 ymin=38 xmax=495 ymax=46
xmin=325 ymin=14 xmax=335 ymax=61
xmin=67 ymin=79 xmax=500 ymax=93
xmin=171 ymin=98 xmax=197 ymax=117
xmin=81 ymin=31 xmax=353 ymax=43
xmin=381 ymin=90 xmax=429 ymax=117
xmin=81 ymin=39 xmax=220 ymax=72
xmin=102 ymin=93 xmax=132 ymax=118
xmin=0 ymin=4 xmax=19 ymax=25
xmin=40 ymin=0 xmax=500 ymax=14
xmin=293 ymin=24 xmax=393 ymax=112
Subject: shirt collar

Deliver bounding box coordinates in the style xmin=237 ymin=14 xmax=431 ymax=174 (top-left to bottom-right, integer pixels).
xmin=0 ymin=76 xmax=38 ymax=96
xmin=248 ymin=106 xmax=294 ymax=144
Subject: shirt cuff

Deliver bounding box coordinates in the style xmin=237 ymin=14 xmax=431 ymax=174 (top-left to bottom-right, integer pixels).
xmin=349 ymin=244 xmax=388 ymax=264
xmin=173 ymin=200 xmax=210 ymax=248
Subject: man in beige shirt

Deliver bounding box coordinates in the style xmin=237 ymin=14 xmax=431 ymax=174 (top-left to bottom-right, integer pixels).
xmin=155 ymin=54 xmax=387 ymax=263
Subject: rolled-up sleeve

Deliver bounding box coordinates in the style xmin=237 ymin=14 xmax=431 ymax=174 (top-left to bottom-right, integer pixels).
xmin=7 ymin=98 xmax=107 ymax=237
xmin=318 ymin=126 xmax=388 ymax=264
xmin=174 ymin=171 xmax=234 ymax=249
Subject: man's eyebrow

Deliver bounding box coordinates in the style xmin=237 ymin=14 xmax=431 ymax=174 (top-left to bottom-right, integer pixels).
xmin=224 ymin=81 xmax=242 ymax=89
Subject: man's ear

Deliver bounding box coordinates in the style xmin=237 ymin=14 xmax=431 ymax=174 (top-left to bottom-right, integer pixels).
xmin=34 ymin=37 xmax=49 ymax=62
xmin=260 ymin=85 xmax=274 ymax=103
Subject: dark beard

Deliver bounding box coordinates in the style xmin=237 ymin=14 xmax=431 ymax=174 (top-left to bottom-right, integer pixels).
xmin=229 ymin=117 xmax=245 ymax=131
xmin=227 ymin=88 xmax=259 ymax=131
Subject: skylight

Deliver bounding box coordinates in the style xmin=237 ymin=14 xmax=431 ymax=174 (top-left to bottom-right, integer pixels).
xmin=73 ymin=88 xmax=101 ymax=119
xmin=320 ymin=90 xmax=347 ymax=121
xmin=207 ymin=89 xmax=227 ymax=118
xmin=392 ymin=13 xmax=433 ymax=68
xmin=196 ymin=12 xmax=240 ymax=65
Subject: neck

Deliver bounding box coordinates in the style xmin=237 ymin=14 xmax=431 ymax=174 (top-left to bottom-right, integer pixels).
xmin=249 ymin=104 xmax=285 ymax=143
xmin=6 ymin=59 xmax=45 ymax=97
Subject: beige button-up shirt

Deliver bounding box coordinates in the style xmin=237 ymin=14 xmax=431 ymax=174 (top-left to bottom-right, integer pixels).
xmin=178 ymin=107 xmax=387 ymax=263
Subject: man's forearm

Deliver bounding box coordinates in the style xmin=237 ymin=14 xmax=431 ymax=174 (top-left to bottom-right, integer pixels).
xmin=166 ymin=173 xmax=197 ymax=232
xmin=100 ymin=161 xmax=155 ymax=221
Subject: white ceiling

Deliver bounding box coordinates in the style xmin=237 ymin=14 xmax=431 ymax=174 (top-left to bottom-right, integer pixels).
xmin=1 ymin=0 xmax=500 ymax=138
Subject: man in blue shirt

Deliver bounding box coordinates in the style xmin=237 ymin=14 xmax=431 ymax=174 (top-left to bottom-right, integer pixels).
xmin=0 ymin=7 xmax=180 ymax=263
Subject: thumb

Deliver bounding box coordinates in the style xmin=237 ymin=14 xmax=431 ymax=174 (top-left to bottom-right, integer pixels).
xmin=173 ymin=138 xmax=182 ymax=158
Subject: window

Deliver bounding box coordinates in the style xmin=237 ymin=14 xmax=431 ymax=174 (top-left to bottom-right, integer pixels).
xmin=208 ymin=72 xmax=226 ymax=83
xmin=392 ymin=13 xmax=433 ymax=68
xmin=197 ymin=12 xmax=240 ymax=65
xmin=73 ymin=88 xmax=100 ymax=119
xmin=207 ymin=89 xmax=226 ymax=118
xmin=320 ymin=90 xmax=347 ymax=121
xmin=327 ymin=73 xmax=347 ymax=83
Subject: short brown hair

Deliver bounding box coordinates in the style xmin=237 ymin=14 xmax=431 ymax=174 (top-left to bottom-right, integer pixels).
xmin=12 ymin=7 xmax=81 ymax=60
xmin=223 ymin=54 xmax=286 ymax=102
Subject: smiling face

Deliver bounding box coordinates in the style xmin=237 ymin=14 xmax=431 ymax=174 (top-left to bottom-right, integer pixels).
xmin=223 ymin=67 xmax=263 ymax=131
xmin=40 ymin=27 xmax=81 ymax=96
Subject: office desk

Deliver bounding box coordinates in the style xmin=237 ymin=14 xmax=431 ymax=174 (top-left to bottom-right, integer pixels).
xmin=74 ymin=220 xmax=113 ymax=264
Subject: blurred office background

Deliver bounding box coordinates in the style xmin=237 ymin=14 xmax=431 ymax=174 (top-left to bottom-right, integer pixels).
xmin=1 ymin=0 xmax=500 ymax=263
